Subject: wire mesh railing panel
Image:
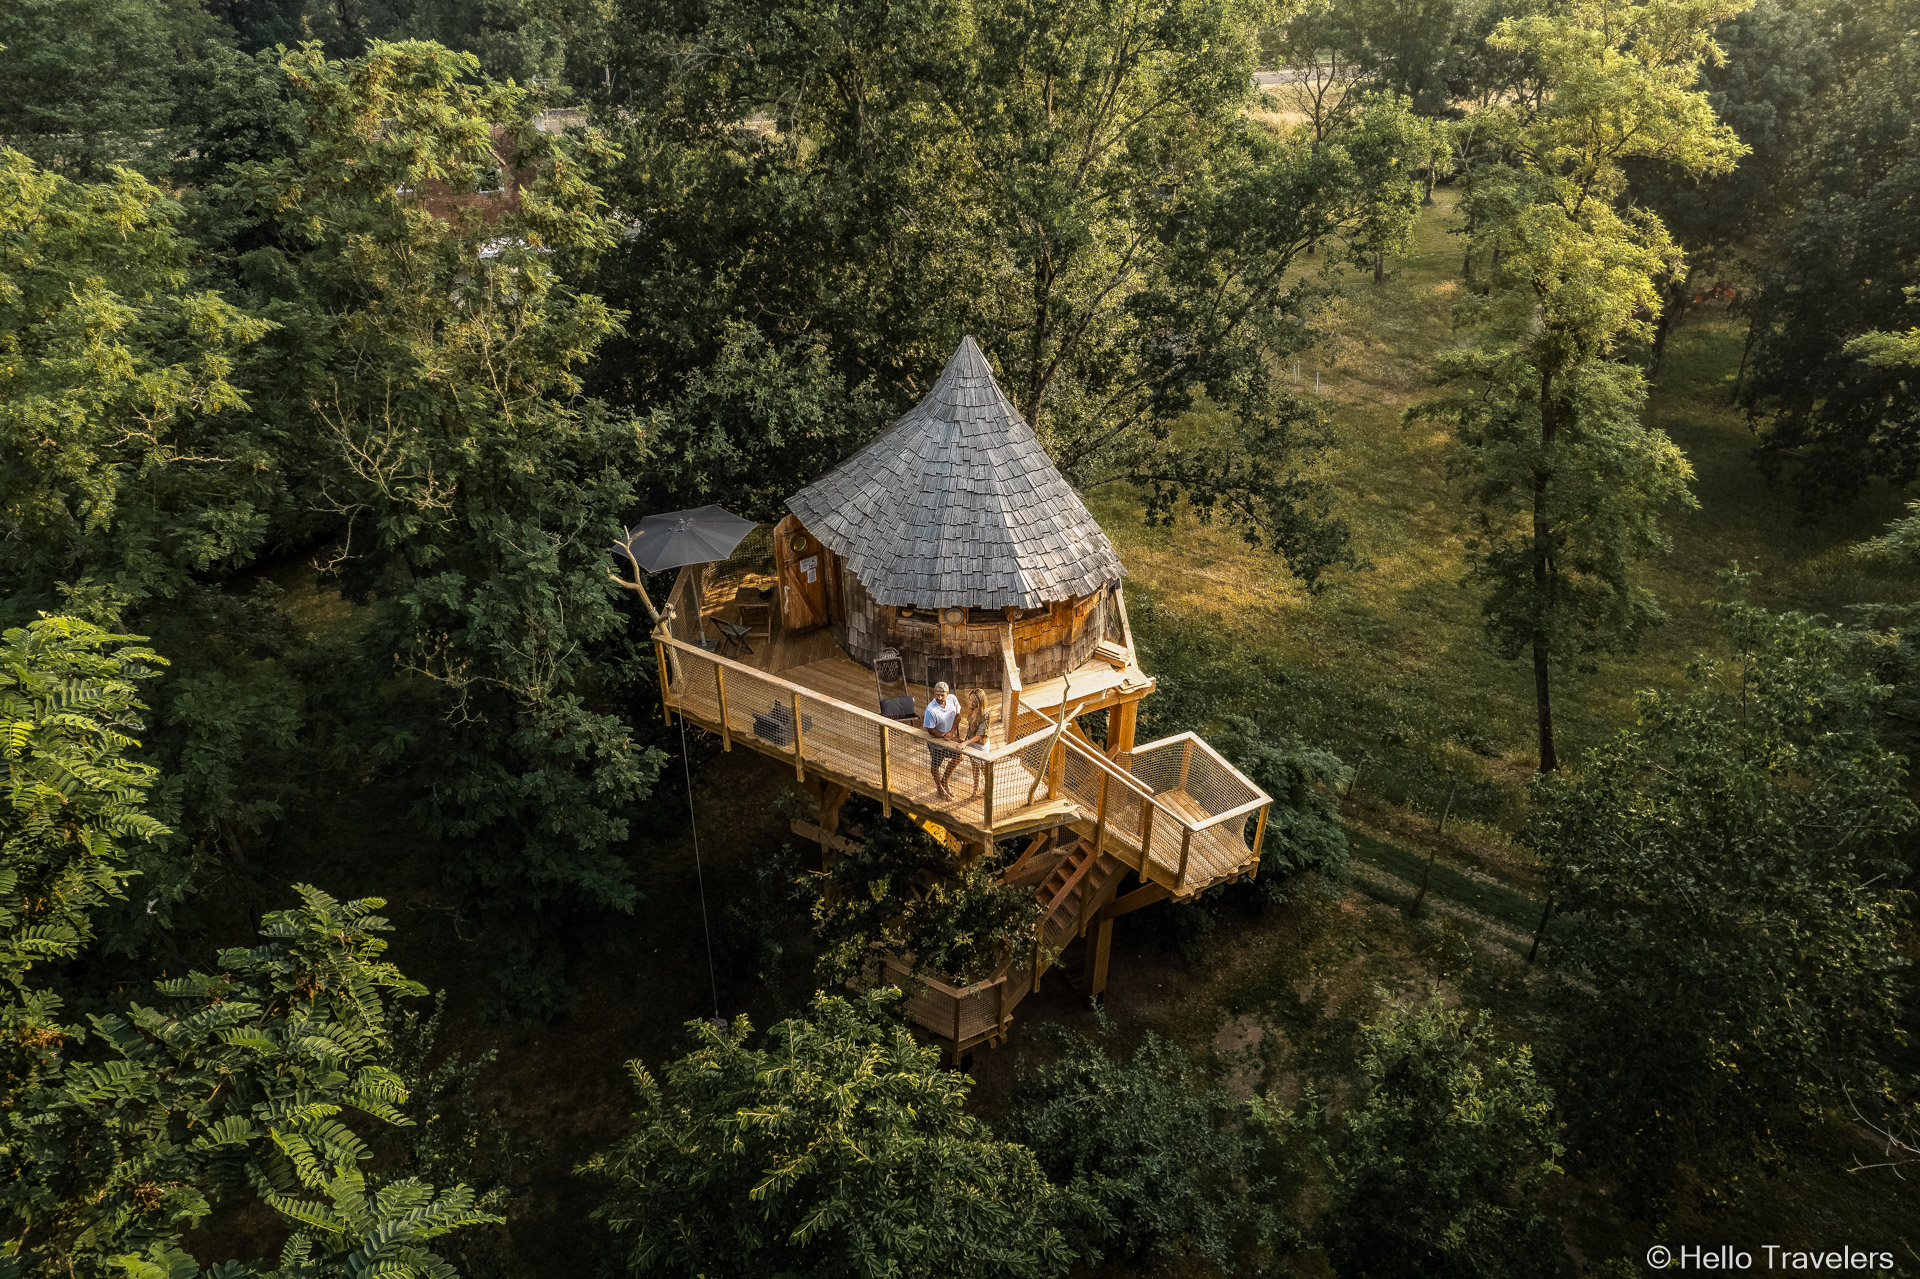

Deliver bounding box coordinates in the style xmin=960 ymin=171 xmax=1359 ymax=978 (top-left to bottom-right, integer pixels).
xmin=1184 ymin=741 xmax=1261 ymax=819
xmin=1125 ymin=739 xmax=1186 ymax=797
xmin=669 ymin=648 xmax=724 ymax=722
xmin=664 ymin=568 xmax=705 ymax=646
xmin=803 ymin=698 xmax=886 ymax=792
xmin=718 ymin=665 xmax=793 ymax=751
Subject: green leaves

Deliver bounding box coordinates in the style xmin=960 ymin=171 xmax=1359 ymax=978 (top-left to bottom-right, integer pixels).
xmin=1747 ymin=33 xmax=1920 ymax=507
xmin=810 ymin=812 xmax=1042 ymax=988
xmin=1009 ymin=1015 xmax=1272 ymax=1270
xmin=3 ymin=879 xmax=496 ymax=1278
xmin=0 ymin=618 xmax=165 ymax=990
xmin=585 ymin=991 xmax=1079 ymax=1279
xmin=1529 ymin=602 xmax=1915 ymax=1193
xmin=1278 ymin=997 xmax=1564 ymax=1279
xmin=0 ymin=149 xmax=271 ymax=615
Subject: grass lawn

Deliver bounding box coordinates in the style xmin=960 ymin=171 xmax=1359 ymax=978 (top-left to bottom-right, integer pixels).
xmin=1093 ymin=188 xmax=1920 ymax=834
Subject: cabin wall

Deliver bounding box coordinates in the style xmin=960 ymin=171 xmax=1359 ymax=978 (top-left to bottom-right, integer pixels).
xmin=834 ymin=565 xmax=1108 ymax=687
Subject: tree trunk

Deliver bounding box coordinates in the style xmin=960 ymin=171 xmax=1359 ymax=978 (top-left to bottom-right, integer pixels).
xmin=1423 ymin=163 xmax=1437 ymax=205
xmin=1374 ymin=251 xmax=1384 ymax=285
xmin=1647 ymin=270 xmax=1692 ymax=380
xmin=1534 ymin=367 xmax=1559 ymax=774
xmin=1533 ymin=628 xmax=1557 ymax=773
xmin=1731 ymin=308 xmax=1760 ymax=406
xmin=1527 ymin=891 xmax=1554 ymax=963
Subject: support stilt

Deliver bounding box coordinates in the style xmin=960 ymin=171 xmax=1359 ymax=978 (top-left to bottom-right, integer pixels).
xmin=1089 ymin=917 xmax=1113 ymax=998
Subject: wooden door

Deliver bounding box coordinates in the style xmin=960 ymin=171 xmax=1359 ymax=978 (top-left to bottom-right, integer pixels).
xmin=773 ymin=514 xmax=830 ymax=631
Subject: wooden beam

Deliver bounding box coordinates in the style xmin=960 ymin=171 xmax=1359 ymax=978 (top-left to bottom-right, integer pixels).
xmin=1111 ymin=583 xmax=1136 ymax=653
xmin=817 ymin=783 xmax=850 ymax=834
xmin=1097 ymin=881 xmax=1172 ymax=923
xmin=1175 ymin=827 xmax=1192 ymax=893
xmin=653 ymin=641 xmax=674 ymax=724
xmin=1091 ymin=771 xmax=1110 ymax=860
xmin=791 ymin=819 xmax=859 ymax=854
xmin=714 ymin=664 xmax=732 ymax=751
xmin=878 ymin=727 xmax=893 ymax=818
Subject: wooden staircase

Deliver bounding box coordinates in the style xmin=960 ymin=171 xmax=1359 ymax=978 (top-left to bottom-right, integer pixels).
xmin=874 ymin=834 xmax=1147 ymax=1065
xmin=988 ymin=837 xmax=1128 ymax=1033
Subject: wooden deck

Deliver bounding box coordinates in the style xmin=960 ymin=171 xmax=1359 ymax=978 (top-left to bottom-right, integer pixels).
xmin=659 ymin=631 xmax=1267 ymax=896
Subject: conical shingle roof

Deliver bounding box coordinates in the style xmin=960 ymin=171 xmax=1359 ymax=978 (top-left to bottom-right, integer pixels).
xmin=786 ymin=336 xmax=1124 ymax=611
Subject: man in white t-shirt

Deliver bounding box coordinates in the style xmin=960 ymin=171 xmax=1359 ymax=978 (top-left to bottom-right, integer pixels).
xmin=923 ymin=681 xmax=960 ymax=800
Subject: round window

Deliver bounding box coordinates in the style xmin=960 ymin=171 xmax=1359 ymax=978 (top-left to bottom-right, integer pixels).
xmin=943 ymin=607 xmax=966 ymax=625
xmin=790 ymin=532 xmax=810 ymax=553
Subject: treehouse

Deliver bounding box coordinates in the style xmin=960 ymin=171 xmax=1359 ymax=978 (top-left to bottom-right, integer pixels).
xmin=650 ymin=336 xmax=1271 ymax=1062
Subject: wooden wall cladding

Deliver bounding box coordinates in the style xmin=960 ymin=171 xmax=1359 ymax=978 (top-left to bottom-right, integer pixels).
xmin=834 ymin=565 xmax=1107 ymax=686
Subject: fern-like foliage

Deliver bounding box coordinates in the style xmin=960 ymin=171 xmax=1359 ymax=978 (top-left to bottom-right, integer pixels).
xmin=1 ymin=620 xmax=500 ymax=1279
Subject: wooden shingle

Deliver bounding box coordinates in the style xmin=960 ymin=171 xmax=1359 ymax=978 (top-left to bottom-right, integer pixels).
xmin=786 ymin=336 xmax=1124 ymax=610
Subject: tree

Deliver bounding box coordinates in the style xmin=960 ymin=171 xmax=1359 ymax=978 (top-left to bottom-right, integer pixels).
xmin=259 ymin=41 xmax=664 ymax=1014
xmin=1328 ymin=0 xmax=1465 ymax=116
xmin=587 ymin=0 xmax=1424 ymax=585
xmin=1273 ymin=997 xmax=1563 ymax=1279
xmin=810 ymin=811 xmax=1043 ymax=989
xmin=1528 ymin=596 xmax=1915 ymax=1193
xmin=1008 ymin=1015 xmax=1271 ymax=1271
xmin=1627 ymin=0 xmax=1839 ymax=377
xmin=1745 ymin=33 xmax=1920 ymax=507
xmin=1412 ymin=0 xmax=1747 ymax=770
xmin=1212 ymin=715 xmax=1350 ymax=889
xmin=0 ymin=0 xmax=220 ymax=179
xmin=0 ymin=143 xmax=306 ymax=939
xmin=0 ymin=617 xmax=499 ymax=1278
xmin=1262 ymin=0 xmax=1373 ymax=142
xmin=583 ymin=991 xmax=1081 ymax=1279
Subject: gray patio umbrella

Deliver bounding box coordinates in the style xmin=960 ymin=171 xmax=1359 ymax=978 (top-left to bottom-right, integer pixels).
xmin=616 ymin=504 xmax=758 ymax=574
xmin=610 ymin=504 xmax=758 ymax=624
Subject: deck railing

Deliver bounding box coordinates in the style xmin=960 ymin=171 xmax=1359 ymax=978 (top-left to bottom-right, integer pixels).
xmin=655 ymin=633 xmax=1269 ymax=890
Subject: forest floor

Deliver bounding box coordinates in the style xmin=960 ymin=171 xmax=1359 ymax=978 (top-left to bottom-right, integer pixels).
xmin=238 ymin=192 xmax=1920 ymax=1277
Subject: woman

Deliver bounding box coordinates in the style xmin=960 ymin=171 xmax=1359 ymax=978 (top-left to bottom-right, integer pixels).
xmin=941 ymin=689 xmax=991 ymax=798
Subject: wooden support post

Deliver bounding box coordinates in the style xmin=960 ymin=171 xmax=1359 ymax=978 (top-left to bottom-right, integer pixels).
xmin=1089 ymin=916 xmax=1114 ymax=997
xmin=714 ymin=664 xmax=732 ymax=751
xmin=1251 ymin=804 xmax=1269 ymax=871
xmin=790 ymin=690 xmax=806 ymax=781
xmin=1000 ymin=625 xmax=1022 ymax=745
xmin=1140 ymin=802 xmax=1156 ymax=869
xmin=1047 ymin=737 xmax=1066 ymax=799
xmin=1176 ymin=827 xmax=1193 ymax=893
xmin=817 ymin=783 xmax=849 ymax=835
xmin=1109 ymin=699 xmax=1137 ymax=758
xmin=982 ymin=760 xmax=995 ymax=828
xmin=1032 ymin=931 xmax=1043 ymax=994
xmin=653 ymin=641 xmax=674 ymax=724
xmin=1091 ymin=770 xmax=1110 ymax=857
xmin=1077 ymin=862 xmax=1095 ymax=938
xmin=879 ymin=726 xmax=893 ymax=817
